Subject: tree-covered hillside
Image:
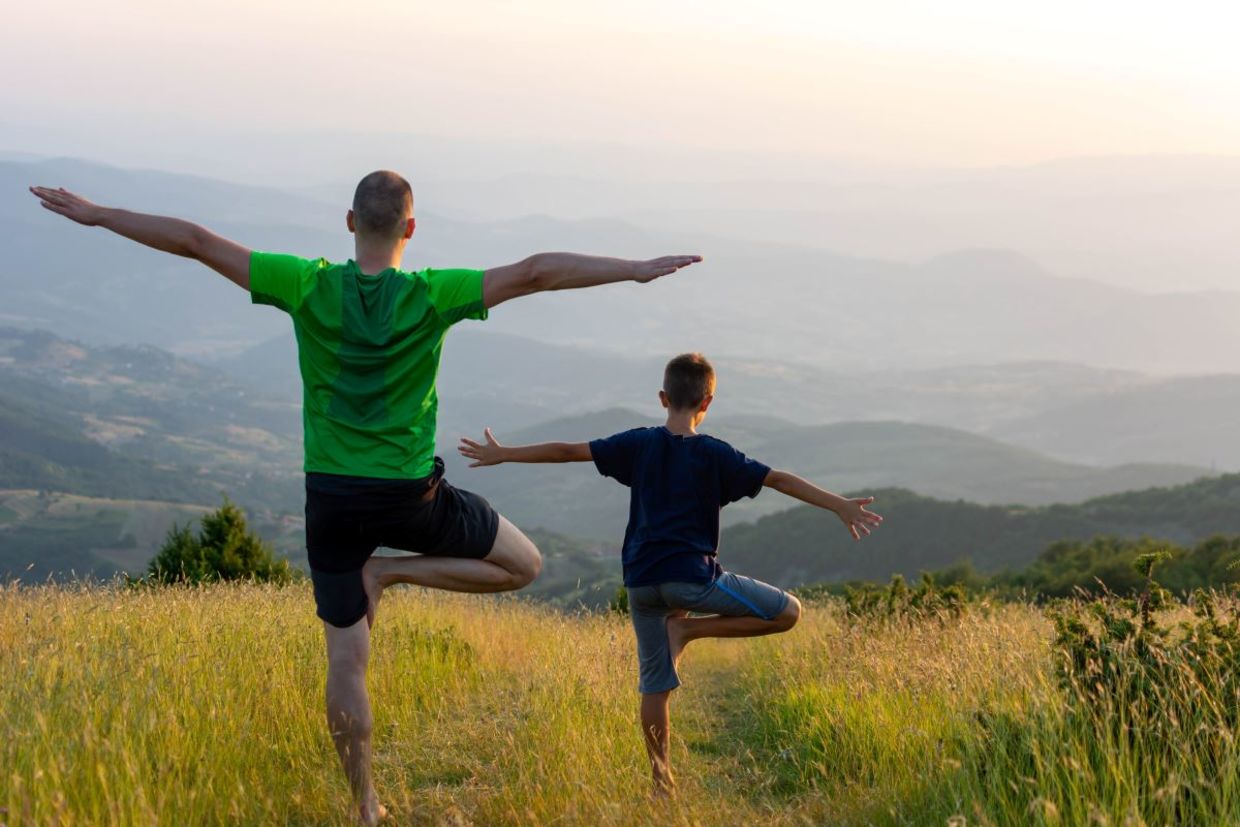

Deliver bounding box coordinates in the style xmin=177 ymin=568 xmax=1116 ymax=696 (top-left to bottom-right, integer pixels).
xmin=721 ymin=475 xmax=1240 ymax=588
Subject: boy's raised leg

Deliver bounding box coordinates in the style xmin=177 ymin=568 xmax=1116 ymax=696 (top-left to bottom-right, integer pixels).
xmin=640 ymin=690 xmax=676 ymax=796
xmin=361 ymin=515 xmax=541 ymax=624
xmin=667 ymin=595 xmax=801 ymax=666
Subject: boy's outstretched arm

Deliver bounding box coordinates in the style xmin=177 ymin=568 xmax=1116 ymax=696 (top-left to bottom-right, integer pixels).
xmin=763 ymin=470 xmax=884 ymax=541
xmin=482 ymin=252 xmax=702 ymax=309
xmin=28 ymin=186 xmax=252 ymax=290
xmin=458 ymin=428 xmax=592 ymax=467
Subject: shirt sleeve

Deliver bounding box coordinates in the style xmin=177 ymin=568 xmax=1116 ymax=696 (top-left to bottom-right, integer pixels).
xmin=249 ymin=252 xmax=325 ymax=313
xmin=717 ymin=440 xmax=771 ymax=505
xmin=425 ymin=268 xmax=489 ymax=325
xmin=589 ymin=428 xmax=647 ymax=487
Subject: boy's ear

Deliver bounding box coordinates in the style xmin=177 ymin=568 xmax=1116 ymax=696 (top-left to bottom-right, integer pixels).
xmin=346 ymin=209 xmax=357 ymax=234
xmin=699 ymin=394 xmax=714 ymax=414
xmin=658 ymin=390 xmax=670 ymax=410
xmin=403 ymin=216 xmax=416 ymax=239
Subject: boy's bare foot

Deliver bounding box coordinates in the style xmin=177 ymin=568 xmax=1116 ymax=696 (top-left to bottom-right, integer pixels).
xmin=666 ymin=614 xmax=690 ymax=667
xmin=361 ymin=557 xmax=387 ymax=628
xmin=651 ymin=773 xmax=677 ymax=800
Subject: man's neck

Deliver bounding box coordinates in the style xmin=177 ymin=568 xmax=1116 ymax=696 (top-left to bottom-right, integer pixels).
xmin=353 ymin=242 xmax=404 ymax=275
xmin=664 ymin=412 xmax=699 ymax=436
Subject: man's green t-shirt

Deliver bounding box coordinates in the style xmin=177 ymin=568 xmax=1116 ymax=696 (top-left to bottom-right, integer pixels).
xmin=249 ymin=252 xmax=488 ymax=480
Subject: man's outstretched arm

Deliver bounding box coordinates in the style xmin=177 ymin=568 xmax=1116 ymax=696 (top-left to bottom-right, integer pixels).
xmin=482 ymin=252 xmax=702 ymax=309
xmin=458 ymin=428 xmax=591 ymax=466
xmin=28 ymin=186 xmax=252 ymax=290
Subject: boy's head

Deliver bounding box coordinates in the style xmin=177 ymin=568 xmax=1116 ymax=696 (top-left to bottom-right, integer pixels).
xmin=660 ymin=352 xmax=716 ymax=417
xmin=347 ymin=170 xmax=415 ymax=242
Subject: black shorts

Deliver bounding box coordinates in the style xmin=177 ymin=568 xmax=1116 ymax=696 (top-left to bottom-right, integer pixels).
xmin=305 ymin=458 xmax=500 ymax=627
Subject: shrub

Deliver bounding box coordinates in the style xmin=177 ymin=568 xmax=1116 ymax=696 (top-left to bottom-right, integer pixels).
xmin=146 ymin=499 xmax=294 ymax=585
xmin=842 ymin=572 xmax=969 ymax=622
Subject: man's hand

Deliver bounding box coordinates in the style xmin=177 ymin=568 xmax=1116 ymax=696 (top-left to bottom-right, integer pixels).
xmin=28 ymin=185 xmax=252 ymax=290
xmin=29 ymin=187 xmax=104 ymax=226
xmin=834 ymin=496 xmax=884 ymax=541
xmin=632 ymin=255 xmax=703 ymax=284
xmin=458 ymin=428 xmax=508 ymax=467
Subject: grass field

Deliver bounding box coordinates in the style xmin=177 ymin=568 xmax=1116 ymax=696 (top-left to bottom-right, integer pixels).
xmin=1 ymin=582 xmax=1233 ymax=826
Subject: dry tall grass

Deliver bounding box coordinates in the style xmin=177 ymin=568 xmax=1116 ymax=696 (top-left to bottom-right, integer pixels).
xmin=3 ymin=582 xmax=1229 ymax=826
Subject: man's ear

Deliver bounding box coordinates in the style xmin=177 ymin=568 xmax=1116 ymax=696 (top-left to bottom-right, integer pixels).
xmin=658 ymin=390 xmax=671 ymax=410
xmin=403 ymin=217 xmax=416 ymax=239
xmin=346 ymin=209 xmax=356 ymax=234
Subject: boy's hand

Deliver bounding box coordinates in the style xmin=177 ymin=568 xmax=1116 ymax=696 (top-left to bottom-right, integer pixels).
xmin=458 ymin=428 xmax=507 ymax=467
xmin=836 ymin=496 xmax=883 ymax=541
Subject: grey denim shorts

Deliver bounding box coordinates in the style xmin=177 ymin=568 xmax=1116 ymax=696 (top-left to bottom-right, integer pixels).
xmin=627 ymin=571 xmax=791 ymax=694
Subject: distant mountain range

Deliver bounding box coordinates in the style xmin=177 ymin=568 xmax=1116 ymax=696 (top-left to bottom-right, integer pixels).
xmin=10 ymin=157 xmax=1240 ymax=373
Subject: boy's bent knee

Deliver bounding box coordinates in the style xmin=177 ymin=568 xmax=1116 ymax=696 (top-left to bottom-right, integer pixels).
xmin=776 ymin=595 xmax=801 ymax=631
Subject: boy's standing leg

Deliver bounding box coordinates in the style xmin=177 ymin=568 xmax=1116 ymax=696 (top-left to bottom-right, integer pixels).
xmin=641 ymin=690 xmax=675 ymax=795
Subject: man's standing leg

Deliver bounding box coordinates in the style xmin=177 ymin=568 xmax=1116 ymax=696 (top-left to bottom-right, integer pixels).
xmin=324 ymin=617 xmax=387 ymax=826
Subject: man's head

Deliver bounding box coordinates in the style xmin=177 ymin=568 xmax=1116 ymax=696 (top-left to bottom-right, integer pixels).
xmin=347 ymin=170 xmax=415 ymax=242
xmin=660 ymin=352 xmax=716 ymax=420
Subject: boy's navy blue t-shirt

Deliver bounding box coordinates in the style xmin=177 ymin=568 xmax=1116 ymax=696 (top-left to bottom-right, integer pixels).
xmin=589 ymin=427 xmax=771 ymax=587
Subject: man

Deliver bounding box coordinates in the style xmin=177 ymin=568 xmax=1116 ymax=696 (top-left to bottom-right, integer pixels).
xmin=29 ymin=172 xmax=701 ymax=825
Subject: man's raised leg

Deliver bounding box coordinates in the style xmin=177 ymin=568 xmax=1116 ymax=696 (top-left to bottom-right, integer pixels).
xmin=667 ymin=594 xmax=801 ymax=667
xmin=361 ymin=515 xmax=541 ymax=622
xmin=324 ymin=617 xmax=387 ymax=826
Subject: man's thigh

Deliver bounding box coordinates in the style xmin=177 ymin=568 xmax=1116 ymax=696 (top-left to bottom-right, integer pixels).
xmin=481 ymin=515 xmax=541 ymax=580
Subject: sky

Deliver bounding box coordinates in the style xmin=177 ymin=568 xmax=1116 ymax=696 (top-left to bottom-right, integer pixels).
xmin=4 ymin=0 xmax=1240 ymax=178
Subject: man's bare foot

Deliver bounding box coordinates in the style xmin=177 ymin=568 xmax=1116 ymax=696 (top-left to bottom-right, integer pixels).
xmin=666 ymin=614 xmax=690 ymax=668
xmin=361 ymin=557 xmax=387 ymax=628
xmin=358 ymin=799 xmax=388 ymax=826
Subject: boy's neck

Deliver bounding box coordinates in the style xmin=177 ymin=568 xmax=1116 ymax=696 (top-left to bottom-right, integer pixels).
xmin=664 ymin=411 xmax=699 ymax=436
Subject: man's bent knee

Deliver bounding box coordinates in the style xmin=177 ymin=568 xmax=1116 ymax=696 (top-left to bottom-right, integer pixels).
xmin=486 ymin=516 xmax=543 ymax=589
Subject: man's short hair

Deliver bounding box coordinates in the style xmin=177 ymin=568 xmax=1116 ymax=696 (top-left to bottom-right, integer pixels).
xmin=352 ymin=170 xmax=413 ymax=238
xmin=663 ymin=353 xmax=715 ymax=411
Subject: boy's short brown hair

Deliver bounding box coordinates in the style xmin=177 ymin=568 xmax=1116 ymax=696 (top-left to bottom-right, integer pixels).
xmin=663 ymin=353 xmax=715 ymax=411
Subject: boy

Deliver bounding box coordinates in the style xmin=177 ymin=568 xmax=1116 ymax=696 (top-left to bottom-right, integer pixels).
xmin=457 ymin=352 xmax=883 ymax=794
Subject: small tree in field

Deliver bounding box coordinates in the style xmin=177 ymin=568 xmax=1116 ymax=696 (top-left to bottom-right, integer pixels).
xmin=148 ymin=499 xmax=293 ymax=585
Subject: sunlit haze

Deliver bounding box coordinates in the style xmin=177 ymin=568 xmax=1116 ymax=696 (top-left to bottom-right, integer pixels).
xmin=5 ymin=0 xmax=1240 ymax=175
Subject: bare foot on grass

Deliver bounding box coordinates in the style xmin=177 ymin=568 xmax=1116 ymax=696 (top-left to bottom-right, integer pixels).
xmin=651 ymin=773 xmax=677 ymax=800
xmin=358 ymin=799 xmax=388 ymax=826
xmin=361 ymin=557 xmax=386 ymax=628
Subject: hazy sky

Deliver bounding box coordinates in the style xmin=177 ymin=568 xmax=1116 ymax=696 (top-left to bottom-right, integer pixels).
xmin=5 ymin=0 xmax=1240 ymax=176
